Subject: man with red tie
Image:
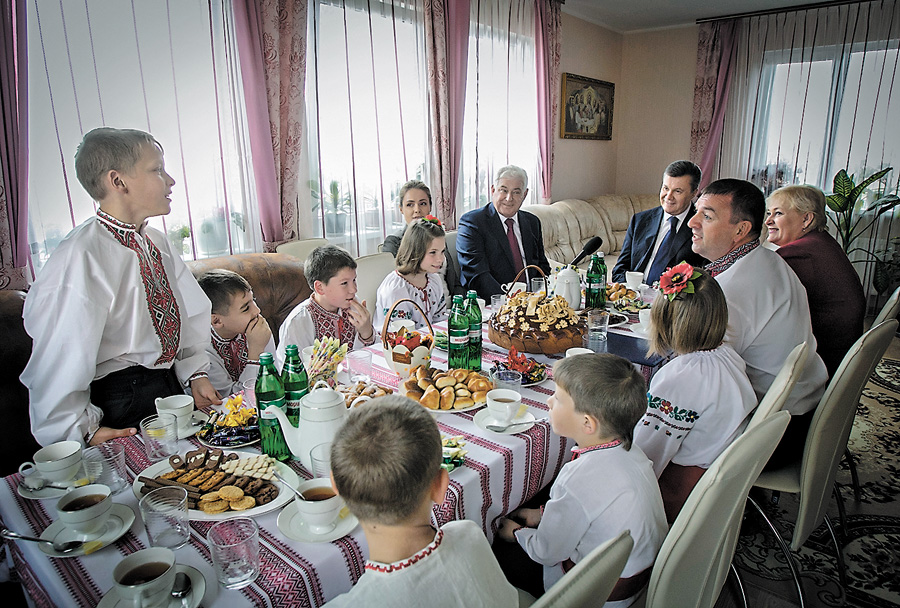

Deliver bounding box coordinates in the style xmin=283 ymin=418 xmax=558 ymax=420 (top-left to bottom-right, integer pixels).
xmin=456 ymin=165 xmax=551 ymax=299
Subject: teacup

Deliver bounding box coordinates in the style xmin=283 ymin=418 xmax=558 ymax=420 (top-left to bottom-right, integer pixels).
xmin=486 ymin=389 xmax=522 ymax=425
xmin=113 ymin=547 xmax=177 ymax=608
xmin=565 ymin=347 xmax=593 ymax=358
xmin=638 ymin=309 xmax=651 ymax=332
xmin=301 ymin=346 xmax=315 ymax=369
xmin=155 ymin=395 xmax=195 ymax=432
xmin=19 ymin=441 xmax=82 ymax=483
xmin=625 ymin=271 xmax=643 ymax=290
xmin=387 ymin=319 xmax=415 ymax=334
xmin=501 ymin=281 xmax=527 ymax=296
xmin=295 ymin=478 xmax=343 ymax=535
xmin=56 ymin=483 xmax=112 ymax=536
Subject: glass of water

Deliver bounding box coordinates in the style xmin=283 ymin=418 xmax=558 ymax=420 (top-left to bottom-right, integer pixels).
xmin=207 ymin=518 xmax=261 ymax=590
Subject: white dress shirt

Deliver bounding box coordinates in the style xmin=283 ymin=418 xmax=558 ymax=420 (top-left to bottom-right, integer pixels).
xmin=642 ymin=207 xmax=691 ymax=280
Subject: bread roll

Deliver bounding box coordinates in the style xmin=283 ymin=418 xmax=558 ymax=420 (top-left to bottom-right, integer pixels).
xmin=407 ymin=386 xmax=424 ymax=400
xmin=418 ymin=377 xmax=434 ymax=391
xmin=454 ymin=396 xmax=474 ymax=409
xmin=467 ymin=378 xmax=492 ymax=393
xmin=440 ymin=387 xmax=455 ymax=410
xmin=450 ymin=369 xmax=470 ymax=382
xmin=455 ymin=387 xmax=471 ymax=397
xmin=415 ymin=366 xmax=429 ymax=381
xmin=402 ymin=378 xmax=420 ymax=393
xmin=435 ymin=376 xmax=456 ymax=389
xmin=472 ymin=391 xmax=488 ymax=403
xmin=420 ymin=385 xmax=440 ymax=410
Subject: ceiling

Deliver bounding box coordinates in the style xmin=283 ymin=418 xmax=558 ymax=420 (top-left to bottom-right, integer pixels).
xmin=561 ymin=0 xmax=822 ymax=33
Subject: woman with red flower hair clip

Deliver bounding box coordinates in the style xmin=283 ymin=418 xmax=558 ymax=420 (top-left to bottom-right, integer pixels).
xmin=632 ymin=265 xmax=758 ymax=523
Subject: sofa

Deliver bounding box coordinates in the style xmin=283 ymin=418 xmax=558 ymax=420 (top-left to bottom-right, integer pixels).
xmin=0 ymin=253 xmax=311 ymax=477
xmin=527 ymin=194 xmax=659 ymax=272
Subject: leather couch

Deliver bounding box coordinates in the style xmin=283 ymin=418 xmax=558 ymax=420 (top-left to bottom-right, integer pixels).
xmin=528 ymin=194 xmax=659 ymax=272
xmin=0 ymin=253 xmax=311 ymax=476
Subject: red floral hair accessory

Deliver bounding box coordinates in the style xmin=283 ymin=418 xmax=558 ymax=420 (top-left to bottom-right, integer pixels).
xmin=659 ymin=263 xmax=701 ymax=301
xmin=422 ymin=215 xmax=442 ymax=227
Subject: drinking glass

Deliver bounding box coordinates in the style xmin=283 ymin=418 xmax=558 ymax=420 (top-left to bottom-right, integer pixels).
xmin=140 ymin=414 xmax=178 ymax=462
xmin=207 ymin=518 xmax=261 ymax=590
xmin=139 ymin=486 xmax=190 ymax=549
xmin=310 ymin=443 xmax=332 ymax=478
xmin=492 ymin=369 xmax=522 ymax=392
xmin=491 ymin=294 xmax=506 ymax=316
xmin=587 ymin=310 xmax=609 ymax=341
xmin=241 ymin=379 xmax=257 ymax=410
xmin=346 ymin=350 xmax=372 ymax=384
xmin=81 ymin=442 xmax=128 ymax=494
xmin=530 ymin=277 xmax=546 ymax=294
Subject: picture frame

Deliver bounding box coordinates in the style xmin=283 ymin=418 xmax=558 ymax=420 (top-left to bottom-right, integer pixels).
xmin=560 ymin=73 xmax=614 ymax=140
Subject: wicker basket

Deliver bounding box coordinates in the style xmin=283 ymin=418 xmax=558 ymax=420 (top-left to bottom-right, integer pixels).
xmin=381 ymin=298 xmax=436 ymax=377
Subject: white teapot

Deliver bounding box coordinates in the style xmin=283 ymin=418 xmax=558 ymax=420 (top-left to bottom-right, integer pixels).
xmin=555 ymin=266 xmax=582 ymax=311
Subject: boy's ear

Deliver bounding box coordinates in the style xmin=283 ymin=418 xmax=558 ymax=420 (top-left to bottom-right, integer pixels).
xmin=429 ymin=468 xmax=449 ymax=506
xmin=210 ymin=313 xmax=225 ymax=329
xmin=582 ymin=413 xmax=599 ymax=436
xmin=106 ymin=169 xmax=127 ymax=194
xmin=313 ymin=279 xmax=325 ymax=295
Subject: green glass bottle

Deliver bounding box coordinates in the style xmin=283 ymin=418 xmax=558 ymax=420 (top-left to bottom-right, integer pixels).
xmin=255 ymin=353 xmax=291 ymax=461
xmin=448 ymin=295 xmax=470 ymax=369
xmin=281 ymin=345 xmax=309 ymax=429
xmin=464 ymin=290 xmax=482 ymax=371
xmin=585 ymin=253 xmax=607 ymax=309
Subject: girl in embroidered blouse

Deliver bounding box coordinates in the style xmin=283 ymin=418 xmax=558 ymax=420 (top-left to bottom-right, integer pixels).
xmin=631 ymin=264 xmax=757 ymax=523
xmin=374 ymin=218 xmax=448 ymax=332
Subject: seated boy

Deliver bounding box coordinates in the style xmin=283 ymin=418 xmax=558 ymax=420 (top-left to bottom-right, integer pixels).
xmin=276 ymin=245 xmax=376 ymax=364
xmin=197 ymin=270 xmax=276 ymax=397
xmin=325 ymin=395 xmax=520 ymax=607
xmin=495 ymin=354 xmax=667 ymax=606
xmin=21 ymin=127 xmax=218 ymax=447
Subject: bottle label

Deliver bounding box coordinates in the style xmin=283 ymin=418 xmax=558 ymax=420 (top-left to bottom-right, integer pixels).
xmin=258 ymin=397 xmax=286 ymax=420
xmin=468 ymin=328 xmax=481 ymax=339
xmin=450 ymin=335 xmax=469 ymax=345
xmin=588 ymin=282 xmax=603 ymax=290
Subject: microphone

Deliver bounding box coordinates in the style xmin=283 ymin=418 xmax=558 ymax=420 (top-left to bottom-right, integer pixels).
xmin=569 ymin=236 xmax=604 ymax=266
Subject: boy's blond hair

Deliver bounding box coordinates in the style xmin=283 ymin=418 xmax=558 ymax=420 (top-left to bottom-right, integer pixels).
xmin=331 ymin=395 xmax=442 ymax=525
xmin=396 ymin=219 xmax=446 ymax=275
xmin=647 ymin=269 xmax=727 ymax=356
xmin=553 ymin=354 xmax=646 ymax=449
xmin=75 ymin=127 xmax=160 ymax=201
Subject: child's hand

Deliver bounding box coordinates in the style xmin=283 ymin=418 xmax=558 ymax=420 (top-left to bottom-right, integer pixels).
xmin=347 ymin=298 xmax=374 ymax=340
xmin=511 ymin=507 xmax=542 ymax=528
xmin=245 ymin=314 xmax=272 ymax=359
xmin=497 ymin=517 xmax=523 ymax=542
xmin=191 ymin=376 xmax=222 ymax=407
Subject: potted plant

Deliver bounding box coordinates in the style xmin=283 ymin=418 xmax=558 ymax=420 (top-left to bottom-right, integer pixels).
xmin=167 ymin=224 xmax=191 ymax=255
xmin=827 ymin=167 xmax=899 ymax=254
xmin=309 ymin=179 xmax=351 ymax=235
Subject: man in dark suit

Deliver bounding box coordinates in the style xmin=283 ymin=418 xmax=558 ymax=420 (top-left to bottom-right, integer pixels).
xmin=612 ymin=160 xmax=707 ymax=284
xmin=456 ymin=165 xmax=551 ymax=299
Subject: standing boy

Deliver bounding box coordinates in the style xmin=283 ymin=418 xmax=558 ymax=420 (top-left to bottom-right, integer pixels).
xmin=21 ymin=127 xmax=218 ymax=447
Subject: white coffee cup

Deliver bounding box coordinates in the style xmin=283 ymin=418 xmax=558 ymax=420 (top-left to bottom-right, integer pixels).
xmin=566 ymin=347 xmax=593 ymax=358
xmin=19 ymin=441 xmax=83 ymax=483
xmin=295 ymin=478 xmax=343 ymax=535
xmin=501 ymin=281 xmax=527 ymax=296
xmin=56 ymin=483 xmax=112 ymax=536
xmin=113 ymin=547 xmax=177 ymax=608
xmin=625 ymin=271 xmax=643 ymax=290
xmin=486 ymin=389 xmax=522 ymax=425
xmin=388 ymin=319 xmax=416 ymax=334
xmin=155 ymin=395 xmax=195 ymax=432
xmin=638 ymin=309 xmax=652 ymax=332
xmin=301 ymin=346 xmax=315 ymax=369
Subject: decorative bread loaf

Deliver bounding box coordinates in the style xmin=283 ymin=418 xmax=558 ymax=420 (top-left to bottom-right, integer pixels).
xmin=401 ymin=366 xmax=491 ymax=410
xmin=488 ymin=291 xmax=585 ymax=355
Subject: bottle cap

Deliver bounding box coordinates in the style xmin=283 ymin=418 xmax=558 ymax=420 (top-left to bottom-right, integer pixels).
xmin=260 ymin=352 xmax=274 ymax=364
xmin=467 ymin=290 xmax=477 ymax=298
xmin=453 ymin=295 xmax=463 ymax=303
xmin=285 ymin=345 xmax=298 ymax=355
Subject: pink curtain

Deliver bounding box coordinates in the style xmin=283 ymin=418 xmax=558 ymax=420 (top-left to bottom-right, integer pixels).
xmin=690 ymin=20 xmax=736 ymax=190
xmin=234 ymin=0 xmax=308 ymax=248
xmin=425 ymin=0 xmax=469 ymax=229
xmin=534 ymin=0 xmax=561 ymax=205
xmin=0 ymin=0 xmax=28 ymax=290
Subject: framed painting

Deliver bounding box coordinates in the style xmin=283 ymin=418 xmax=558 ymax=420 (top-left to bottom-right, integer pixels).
xmin=560 ymin=73 xmax=614 ymax=140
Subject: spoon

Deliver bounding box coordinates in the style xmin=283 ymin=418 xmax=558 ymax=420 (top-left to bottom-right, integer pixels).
xmin=272 ymin=471 xmax=307 ymax=501
xmin=486 ymin=417 xmax=548 ymax=433
xmin=0 ymin=528 xmax=83 ymax=554
xmin=171 ymin=571 xmax=192 ymax=607
xmin=19 ymin=476 xmax=88 ymax=492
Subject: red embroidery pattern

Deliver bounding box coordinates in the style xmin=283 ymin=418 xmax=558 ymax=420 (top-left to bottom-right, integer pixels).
xmin=308 ymin=298 xmax=357 ymax=349
xmin=571 ymin=439 xmax=623 ymax=460
xmin=211 ymin=327 xmax=249 ymax=381
xmin=365 ymin=529 xmax=444 ymax=573
xmin=705 ymin=240 xmax=759 ymax=277
xmin=97 ymin=211 xmax=181 ymax=364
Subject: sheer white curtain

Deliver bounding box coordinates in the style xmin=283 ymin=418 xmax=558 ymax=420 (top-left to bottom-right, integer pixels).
xmin=27 ymin=0 xmax=261 ymax=274
xmin=458 ymin=0 xmax=540 ymax=215
xmin=305 ymin=0 xmax=429 ymax=256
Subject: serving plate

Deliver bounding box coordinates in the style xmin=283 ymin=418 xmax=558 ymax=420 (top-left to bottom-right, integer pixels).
xmin=132 ymin=451 xmax=297 ymax=520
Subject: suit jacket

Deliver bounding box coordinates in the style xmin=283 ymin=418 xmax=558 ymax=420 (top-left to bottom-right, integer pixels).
xmin=612 ymin=206 xmax=706 ymax=283
xmin=456 ymin=203 xmax=551 ymax=299
xmin=382 ymin=228 xmax=464 ymax=297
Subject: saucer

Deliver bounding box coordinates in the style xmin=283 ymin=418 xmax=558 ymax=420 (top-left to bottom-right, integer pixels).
xmin=97 ymin=564 xmax=205 ymax=608
xmin=17 ymin=483 xmax=69 ymax=501
xmin=277 ymin=502 xmax=359 ymax=543
xmin=474 ymin=410 xmax=536 ymax=434
xmin=39 ymin=503 xmax=135 ymax=558
xmin=630 ymin=324 xmax=649 ymax=339
xmin=177 ymin=411 xmax=207 ymax=440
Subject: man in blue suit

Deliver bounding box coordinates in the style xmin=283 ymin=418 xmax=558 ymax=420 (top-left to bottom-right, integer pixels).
xmin=612 ymin=160 xmax=707 ymax=284
xmin=457 ymin=165 xmax=551 ymax=299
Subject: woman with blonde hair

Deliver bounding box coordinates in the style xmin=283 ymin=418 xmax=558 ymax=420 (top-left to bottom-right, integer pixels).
xmin=632 ymin=264 xmax=757 ymax=523
xmin=766 ymin=185 xmax=865 ymax=377
xmin=375 ymin=218 xmax=448 ymax=331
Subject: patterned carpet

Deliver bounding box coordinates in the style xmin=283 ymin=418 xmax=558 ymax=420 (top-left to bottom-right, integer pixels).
xmin=729 ymin=363 xmax=900 ymax=608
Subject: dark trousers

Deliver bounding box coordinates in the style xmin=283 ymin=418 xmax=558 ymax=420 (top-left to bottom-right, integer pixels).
xmin=491 ymin=483 xmax=553 ymax=598
xmin=90 ymin=366 xmax=183 ymax=430
xmin=764 ymin=409 xmax=815 ymax=471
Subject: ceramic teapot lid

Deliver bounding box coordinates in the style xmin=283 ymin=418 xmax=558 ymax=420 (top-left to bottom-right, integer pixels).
xmin=301 ymin=380 xmax=344 ymax=409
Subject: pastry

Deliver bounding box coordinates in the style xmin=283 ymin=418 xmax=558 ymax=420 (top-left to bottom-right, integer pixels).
xmin=420 ymin=385 xmax=440 ymax=410
xmin=440 ymin=386 xmax=455 ymax=410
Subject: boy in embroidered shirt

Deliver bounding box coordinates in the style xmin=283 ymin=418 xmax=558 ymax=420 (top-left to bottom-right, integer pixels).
xmin=197 ymin=269 xmax=276 ymax=397
xmin=324 ymin=396 xmax=520 ymax=608
xmin=276 ymin=245 xmax=376 ymax=365
xmin=496 ymin=354 xmax=667 ymax=606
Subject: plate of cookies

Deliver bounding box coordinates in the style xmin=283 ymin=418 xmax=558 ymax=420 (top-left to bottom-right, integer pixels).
xmin=133 ymin=448 xmax=297 ymax=520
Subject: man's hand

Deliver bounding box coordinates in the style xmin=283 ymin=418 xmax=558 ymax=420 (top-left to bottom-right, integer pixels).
xmin=510 ymin=507 xmax=542 ymax=528
xmin=191 ymin=376 xmax=222 ymax=407
xmin=347 ymin=299 xmax=375 ymax=340
xmin=245 ymin=314 xmax=273 ymax=360
xmin=89 ymin=426 xmax=137 ymax=446
xmin=497 ymin=517 xmax=523 ymax=542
